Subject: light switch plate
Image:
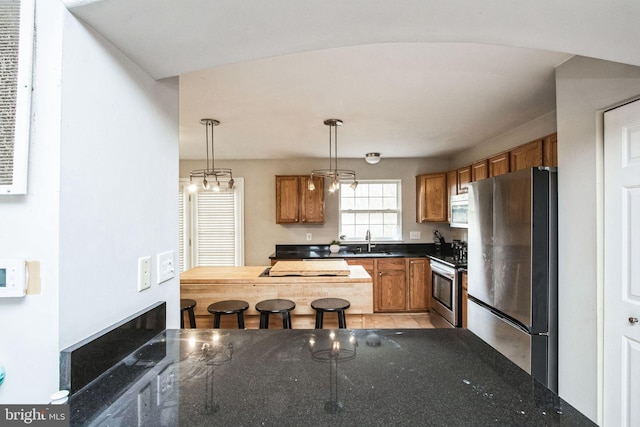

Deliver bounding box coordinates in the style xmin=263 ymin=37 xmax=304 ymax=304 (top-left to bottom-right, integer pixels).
xmin=156 ymin=251 xmax=175 ymax=284
xmin=410 ymin=231 xmax=421 ymax=239
xmin=137 ymin=256 xmax=151 ymax=291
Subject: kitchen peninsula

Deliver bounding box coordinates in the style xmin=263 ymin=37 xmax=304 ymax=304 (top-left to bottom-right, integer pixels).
xmin=180 ymin=261 xmax=373 ymax=325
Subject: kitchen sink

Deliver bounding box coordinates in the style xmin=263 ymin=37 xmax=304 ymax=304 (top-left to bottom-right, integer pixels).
xmin=347 ymin=251 xmax=399 ymax=257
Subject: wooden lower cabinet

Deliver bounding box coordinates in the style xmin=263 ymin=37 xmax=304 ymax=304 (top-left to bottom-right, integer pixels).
xmin=348 ymin=257 xmax=430 ymax=313
xmin=408 ymin=258 xmax=430 ymax=311
xmin=377 ymin=259 xmax=407 ymax=312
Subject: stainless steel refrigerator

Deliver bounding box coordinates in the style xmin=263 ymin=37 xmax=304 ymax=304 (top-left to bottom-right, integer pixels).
xmin=467 ymin=167 xmax=558 ymax=392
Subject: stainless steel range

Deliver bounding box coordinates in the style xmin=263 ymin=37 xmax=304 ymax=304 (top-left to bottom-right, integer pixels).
xmin=429 ymin=259 xmax=460 ymax=327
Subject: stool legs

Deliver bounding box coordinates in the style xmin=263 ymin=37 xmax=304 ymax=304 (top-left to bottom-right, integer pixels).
xmin=188 ymin=308 xmax=196 ymax=329
xmin=213 ymin=312 xmax=245 ymax=329
xmin=259 ymin=312 xmax=293 ymax=329
xmin=181 ymin=307 xmax=196 ymax=329
xmin=338 ymin=311 xmax=346 ymax=329
xmin=282 ymin=312 xmax=292 ymax=329
xmin=315 ymin=311 xmax=324 ymax=329
xmin=313 ymin=310 xmax=347 ymax=329
xmin=260 ymin=313 xmax=270 ymax=329
xmin=237 ymin=311 xmax=245 ymax=329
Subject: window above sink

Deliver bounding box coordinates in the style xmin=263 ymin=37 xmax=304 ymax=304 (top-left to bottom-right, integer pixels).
xmin=339 ymin=180 xmax=402 ymax=241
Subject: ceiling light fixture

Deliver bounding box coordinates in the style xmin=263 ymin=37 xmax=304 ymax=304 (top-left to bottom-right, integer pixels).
xmin=309 ymin=119 xmax=358 ymax=193
xmin=188 ymin=119 xmax=234 ymax=192
xmin=365 ymin=152 xmax=381 ymax=164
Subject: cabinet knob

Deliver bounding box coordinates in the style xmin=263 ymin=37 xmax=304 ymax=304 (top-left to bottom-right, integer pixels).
xmin=630 ymin=317 xmax=639 ymax=325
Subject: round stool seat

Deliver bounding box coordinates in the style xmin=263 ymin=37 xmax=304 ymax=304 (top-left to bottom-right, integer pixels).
xmin=207 ymin=300 xmax=249 ymax=329
xmin=255 ymin=299 xmax=296 ymax=329
xmin=180 ymin=299 xmax=197 ymax=329
xmin=181 ymin=299 xmax=197 ymax=310
xmin=311 ymin=298 xmax=351 ymax=312
xmin=311 ymin=298 xmax=351 ymax=329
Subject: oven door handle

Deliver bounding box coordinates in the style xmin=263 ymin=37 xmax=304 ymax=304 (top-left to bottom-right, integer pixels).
xmin=430 ymin=263 xmax=455 ymax=280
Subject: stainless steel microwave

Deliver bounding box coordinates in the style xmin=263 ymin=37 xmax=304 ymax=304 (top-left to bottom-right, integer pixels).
xmin=450 ymin=194 xmax=468 ymax=228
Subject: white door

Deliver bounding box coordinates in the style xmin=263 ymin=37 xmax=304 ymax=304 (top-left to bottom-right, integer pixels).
xmin=604 ymin=99 xmax=640 ymax=426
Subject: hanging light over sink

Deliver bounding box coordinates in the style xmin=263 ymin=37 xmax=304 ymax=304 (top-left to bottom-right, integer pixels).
xmin=309 ymin=119 xmax=358 ymax=193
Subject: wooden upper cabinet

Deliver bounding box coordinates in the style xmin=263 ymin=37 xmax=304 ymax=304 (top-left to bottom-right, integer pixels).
xmin=489 ymin=152 xmax=510 ymax=177
xmin=300 ymin=176 xmax=324 ymax=223
xmin=471 ymin=160 xmax=489 ymax=182
xmin=416 ymin=172 xmax=447 ymax=223
xmin=456 ymin=166 xmax=471 ymax=193
xmin=275 ymin=175 xmax=324 ymax=224
xmin=543 ymin=133 xmax=558 ymax=167
xmin=510 ymin=139 xmax=543 ymax=172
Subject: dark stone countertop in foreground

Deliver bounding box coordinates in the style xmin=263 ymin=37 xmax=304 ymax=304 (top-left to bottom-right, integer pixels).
xmin=69 ymin=328 xmax=594 ymax=426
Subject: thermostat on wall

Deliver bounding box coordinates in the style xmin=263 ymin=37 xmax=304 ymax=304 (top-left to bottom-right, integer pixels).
xmin=0 ymin=259 xmax=27 ymax=297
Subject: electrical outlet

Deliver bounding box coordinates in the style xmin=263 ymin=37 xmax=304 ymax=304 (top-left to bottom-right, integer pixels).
xmin=410 ymin=231 xmax=421 ymax=240
xmin=156 ymin=251 xmax=175 ymax=284
xmin=156 ymin=364 xmax=175 ymax=405
xmin=137 ymin=382 xmax=151 ymax=426
xmin=137 ymin=256 xmax=151 ymax=291
xmin=306 ymin=233 xmax=312 ymax=241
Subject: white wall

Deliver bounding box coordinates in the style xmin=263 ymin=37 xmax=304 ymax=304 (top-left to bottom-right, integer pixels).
xmin=180 ymin=157 xmax=450 ymax=265
xmin=556 ymin=56 xmax=640 ymax=422
xmin=448 ymin=110 xmax=557 ymax=170
xmin=0 ymin=1 xmax=180 ymax=403
xmin=58 ymin=12 xmax=180 ymax=348
xmin=0 ymin=0 xmax=64 ymax=404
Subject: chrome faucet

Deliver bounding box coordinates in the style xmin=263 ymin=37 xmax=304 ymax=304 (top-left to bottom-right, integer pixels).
xmin=365 ymin=229 xmax=372 ymax=252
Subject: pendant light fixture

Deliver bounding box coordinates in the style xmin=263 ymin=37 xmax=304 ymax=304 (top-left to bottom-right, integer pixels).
xmin=188 ymin=118 xmax=234 ymax=192
xmin=309 ymin=119 xmax=358 ymax=193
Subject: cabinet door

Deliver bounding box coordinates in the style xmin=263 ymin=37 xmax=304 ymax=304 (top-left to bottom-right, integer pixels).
xmin=376 ymin=259 xmax=407 ymax=312
xmin=543 ymin=133 xmax=557 ymax=167
xmin=408 ymin=258 xmax=430 ymax=311
xmin=416 ymin=173 xmax=447 ymax=223
xmin=471 ymin=160 xmax=489 ymax=182
xmin=457 ymin=166 xmax=471 ymax=193
xmin=489 ymin=152 xmax=510 ymax=177
xmin=300 ymin=176 xmax=324 ymax=223
xmin=275 ymin=176 xmax=300 ymax=223
xmin=461 ymin=272 xmax=468 ymax=328
xmin=510 ymin=139 xmax=543 ymax=172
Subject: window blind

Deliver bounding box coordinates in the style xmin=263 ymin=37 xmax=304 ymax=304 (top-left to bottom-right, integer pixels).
xmin=195 ymin=190 xmax=236 ymax=266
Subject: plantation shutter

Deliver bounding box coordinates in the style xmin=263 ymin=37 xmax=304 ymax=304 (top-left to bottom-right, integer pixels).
xmin=0 ymin=0 xmax=34 ymax=194
xmin=178 ymin=187 xmax=185 ymax=272
xmin=195 ymin=190 xmax=236 ymax=266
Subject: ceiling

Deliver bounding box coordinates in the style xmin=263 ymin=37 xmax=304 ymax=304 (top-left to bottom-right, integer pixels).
xmin=63 ymin=0 xmax=640 ymax=161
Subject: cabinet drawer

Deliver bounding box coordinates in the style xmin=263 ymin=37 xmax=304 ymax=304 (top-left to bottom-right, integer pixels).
xmin=377 ymin=258 xmax=406 ymax=271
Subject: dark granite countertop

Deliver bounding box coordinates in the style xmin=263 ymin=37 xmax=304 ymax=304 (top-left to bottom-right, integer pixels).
xmin=270 ymin=244 xmax=468 ymax=268
xmin=69 ymin=328 xmax=594 ymax=426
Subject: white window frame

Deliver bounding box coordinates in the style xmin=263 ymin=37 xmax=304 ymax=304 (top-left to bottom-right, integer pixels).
xmin=0 ymin=0 xmax=34 ymax=195
xmin=338 ymin=179 xmax=403 ymax=242
xmin=179 ymin=178 xmax=244 ymax=271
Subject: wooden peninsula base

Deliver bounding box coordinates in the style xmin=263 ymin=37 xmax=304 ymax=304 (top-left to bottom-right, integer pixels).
xmin=180 ymin=264 xmax=374 ymax=327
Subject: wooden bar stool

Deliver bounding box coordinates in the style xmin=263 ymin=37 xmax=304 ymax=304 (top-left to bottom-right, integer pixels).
xmin=255 ymin=299 xmax=296 ymax=329
xmin=311 ymin=298 xmax=351 ymax=329
xmin=207 ymin=300 xmax=250 ymax=329
xmin=180 ymin=299 xmax=197 ymax=329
